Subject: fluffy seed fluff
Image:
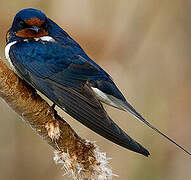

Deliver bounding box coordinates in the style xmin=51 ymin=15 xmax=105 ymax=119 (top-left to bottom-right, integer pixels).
xmin=45 ymin=121 xmax=60 ymax=141
xmin=53 ymin=140 xmax=117 ymax=180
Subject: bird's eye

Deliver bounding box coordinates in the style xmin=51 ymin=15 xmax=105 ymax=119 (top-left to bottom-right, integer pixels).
xmin=19 ymin=21 xmax=29 ymax=28
xmin=41 ymin=22 xmax=48 ymax=30
xmin=19 ymin=21 xmax=25 ymax=27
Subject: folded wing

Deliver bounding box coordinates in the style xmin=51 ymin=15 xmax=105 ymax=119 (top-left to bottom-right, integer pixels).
xmin=9 ymin=40 xmax=150 ymax=156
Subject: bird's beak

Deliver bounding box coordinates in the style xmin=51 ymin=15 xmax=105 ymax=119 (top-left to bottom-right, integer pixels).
xmin=28 ymin=26 xmax=41 ymax=33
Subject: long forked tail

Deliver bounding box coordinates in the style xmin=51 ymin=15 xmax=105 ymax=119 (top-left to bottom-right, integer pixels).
xmin=124 ymin=102 xmax=191 ymax=156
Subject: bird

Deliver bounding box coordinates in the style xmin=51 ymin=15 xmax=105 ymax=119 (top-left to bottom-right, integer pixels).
xmin=5 ymin=8 xmax=191 ymax=157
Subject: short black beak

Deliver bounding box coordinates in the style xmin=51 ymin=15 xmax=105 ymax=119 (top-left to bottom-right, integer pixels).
xmin=29 ymin=26 xmax=41 ymax=33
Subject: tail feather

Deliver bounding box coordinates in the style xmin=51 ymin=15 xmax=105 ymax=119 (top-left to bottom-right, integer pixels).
xmin=92 ymin=86 xmax=191 ymax=156
xmin=123 ymin=101 xmax=191 ymax=156
xmin=31 ymin=76 xmax=150 ymax=156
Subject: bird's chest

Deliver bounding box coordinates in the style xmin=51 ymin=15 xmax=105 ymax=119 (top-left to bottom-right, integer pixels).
xmin=5 ymin=36 xmax=56 ymax=72
xmin=5 ymin=41 xmax=18 ymax=72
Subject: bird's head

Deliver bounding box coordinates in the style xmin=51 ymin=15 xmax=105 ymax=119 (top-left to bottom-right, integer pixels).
xmin=7 ymin=8 xmax=50 ymax=41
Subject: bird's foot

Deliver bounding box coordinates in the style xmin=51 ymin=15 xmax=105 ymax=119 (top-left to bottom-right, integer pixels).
xmin=50 ymin=103 xmax=57 ymax=118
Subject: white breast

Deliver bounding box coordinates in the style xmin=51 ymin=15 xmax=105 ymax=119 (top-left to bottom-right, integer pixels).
xmin=5 ymin=41 xmax=17 ymax=71
xmin=5 ymin=36 xmax=55 ymax=71
xmin=34 ymin=36 xmax=56 ymax=42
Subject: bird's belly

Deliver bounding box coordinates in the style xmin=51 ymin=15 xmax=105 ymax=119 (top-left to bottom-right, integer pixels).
xmin=5 ymin=41 xmax=18 ymax=73
xmin=91 ymin=87 xmax=125 ymax=110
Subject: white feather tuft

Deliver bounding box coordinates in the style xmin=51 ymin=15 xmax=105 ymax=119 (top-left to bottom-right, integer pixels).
xmin=5 ymin=41 xmax=17 ymax=71
xmin=54 ymin=140 xmax=117 ymax=180
xmin=34 ymin=36 xmax=56 ymax=42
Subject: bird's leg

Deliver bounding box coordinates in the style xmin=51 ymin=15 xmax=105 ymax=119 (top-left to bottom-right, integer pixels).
xmin=51 ymin=103 xmax=56 ymax=110
xmin=50 ymin=103 xmax=57 ymax=118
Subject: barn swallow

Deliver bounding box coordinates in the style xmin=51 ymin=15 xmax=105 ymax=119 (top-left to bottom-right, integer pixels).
xmin=5 ymin=8 xmax=191 ymax=156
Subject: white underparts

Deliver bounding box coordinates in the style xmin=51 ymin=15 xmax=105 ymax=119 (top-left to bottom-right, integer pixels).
xmin=5 ymin=36 xmax=55 ymax=71
xmin=34 ymin=36 xmax=56 ymax=42
xmin=91 ymin=87 xmax=127 ymax=111
xmin=5 ymin=41 xmax=17 ymax=71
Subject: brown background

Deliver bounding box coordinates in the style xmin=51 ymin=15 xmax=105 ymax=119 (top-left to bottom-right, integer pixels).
xmin=0 ymin=0 xmax=191 ymax=179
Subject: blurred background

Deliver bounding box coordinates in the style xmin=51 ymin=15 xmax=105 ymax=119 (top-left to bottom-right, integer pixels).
xmin=0 ymin=0 xmax=191 ymax=179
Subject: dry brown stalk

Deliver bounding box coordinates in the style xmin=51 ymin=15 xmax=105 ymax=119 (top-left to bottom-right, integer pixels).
xmin=0 ymin=59 xmax=113 ymax=180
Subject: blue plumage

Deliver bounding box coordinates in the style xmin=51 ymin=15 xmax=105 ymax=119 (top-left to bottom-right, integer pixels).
xmin=16 ymin=8 xmax=46 ymax=20
xmin=6 ymin=8 xmax=191 ymax=158
xmin=6 ymin=8 xmax=151 ymax=156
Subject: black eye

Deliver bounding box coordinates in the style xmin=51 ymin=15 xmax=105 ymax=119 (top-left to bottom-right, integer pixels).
xmin=19 ymin=21 xmax=25 ymax=27
xmin=19 ymin=20 xmax=29 ymax=28
xmin=41 ymin=22 xmax=48 ymax=30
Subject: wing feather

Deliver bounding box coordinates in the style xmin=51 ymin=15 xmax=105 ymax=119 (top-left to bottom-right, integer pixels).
xmin=42 ymin=77 xmax=150 ymax=156
xmin=9 ymin=40 xmax=150 ymax=156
